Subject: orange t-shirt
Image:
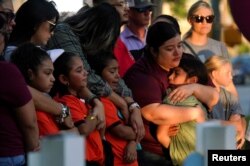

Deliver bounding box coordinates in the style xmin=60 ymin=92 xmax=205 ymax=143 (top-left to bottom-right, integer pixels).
xmin=101 ymin=98 xmax=138 ymax=166
xmin=36 ymin=110 xmax=60 ymax=137
xmin=54 ymin=95 xmax=104 ymax=165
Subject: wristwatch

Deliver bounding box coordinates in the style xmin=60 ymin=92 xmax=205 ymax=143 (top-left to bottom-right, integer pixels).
xmin=61 ymin=104 xmax=70 ymax=118
xmin=56 ymin=104 xmax=70 ymax=123
xmin=128 ymin=102 xmax=140 ymax=113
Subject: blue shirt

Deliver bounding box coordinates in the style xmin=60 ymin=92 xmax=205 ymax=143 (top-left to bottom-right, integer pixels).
xmin=120 ymin=26 xmax=146 ymax=51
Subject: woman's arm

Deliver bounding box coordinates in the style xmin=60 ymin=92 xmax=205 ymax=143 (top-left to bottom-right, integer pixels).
xmin=142 ymin=103 xmax=205 ymax=125
xmin=168 ymin=83 xmax=219 ymax=110
xmin=28 ymin=86 xmax=74 ymax=129
xmin=15 ymin=100 xmax=40 ymax=151
xmin=108 ymin=91 xmax=129 ymax=123
xmin=28 ymin=86 xmax=61 ymax=115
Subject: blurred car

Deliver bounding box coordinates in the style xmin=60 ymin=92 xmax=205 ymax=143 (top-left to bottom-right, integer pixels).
xmin=231 ymin=54 xmax=250 ymax=85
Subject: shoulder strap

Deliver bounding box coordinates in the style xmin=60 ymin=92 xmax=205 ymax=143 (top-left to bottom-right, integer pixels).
xmin=221 ymin=88 xmax=231 ymax=120
xmin=183 ymin=41 xmax=199 ymax=59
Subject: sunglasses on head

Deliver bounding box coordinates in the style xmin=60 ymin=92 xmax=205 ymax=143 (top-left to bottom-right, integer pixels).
xmin=132 ymin=6 xmax=153 ymax=13
xmin=47 ymin=20 xmax=56 ymax=32
xmin=191 ymin=15 xmax=215 ymax=23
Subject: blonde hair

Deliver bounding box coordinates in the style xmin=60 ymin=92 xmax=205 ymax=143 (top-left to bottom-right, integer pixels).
xmin=204 ymin=55 xmax=231 ymax=74
xmin=183 ymin=0 xmax=214 ymax=39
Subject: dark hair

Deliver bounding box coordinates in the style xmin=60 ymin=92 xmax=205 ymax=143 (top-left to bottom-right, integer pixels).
xmin=10 ymin=42 xmax=51 ymax=84
xmin=50 ymin=51 xmax=79 ymax=97
xmin=153 ymin=15 xmax=181 ymax=34
xmin=145 ymin=22 xmax=180 ymax=60
xmin=64 ymin=3 xmax=121 ymax=56
xmin=93 ymin=0 xmax=109 ymax=6
xmin=178 ymin=53 xmax=209 ymax=85
xmin=9 ymin=0 xmax=59 ymax=45
xmin=88 ymin=50 xmax=117 ymax=76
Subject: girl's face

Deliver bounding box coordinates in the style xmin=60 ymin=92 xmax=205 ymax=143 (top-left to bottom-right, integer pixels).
xmin=67 ymin=56 xmax=88 ymax=94
xmin=168 ymin=67 xmax=189 ymax=85
xmin=190 ymin=7 xmax=213 ymax=36
xmin=29 ymin=58 xmax=55 ymax=93
xmin=31 ymin=19 xmax=56 ymax=46
xmin=101 ymin=59 xmax=120 ymax=91
xmin=213 ymin=63 xmax=233 ymax=87
xmin=154 ymin=35 xmax=183 ymax=71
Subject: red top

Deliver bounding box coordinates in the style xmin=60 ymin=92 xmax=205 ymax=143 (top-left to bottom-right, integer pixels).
xmin=36 ymin=110 xmax=60 ymax=137
xmin=54 ymin=95 xmax=104 ymax=165
xmin=114 ymin=38 xmax=135 ymax=77
xmin=101 ymin=98 xmax=138 ymax=166
xmin=124 ymin=56 xmax=170 ymax=156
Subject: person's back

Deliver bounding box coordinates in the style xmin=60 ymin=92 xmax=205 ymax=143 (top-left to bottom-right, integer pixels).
xmin=47 ymin=3 xmax=127 ymax=97
xmin=0 ymin=61 xmax=39 ymax=164
xmin=0 ymin=1 xmax=39 ymax=165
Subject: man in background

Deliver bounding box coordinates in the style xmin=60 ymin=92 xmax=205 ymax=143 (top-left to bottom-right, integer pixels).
xmin=120 ymin=0 xmax=155 ymax=60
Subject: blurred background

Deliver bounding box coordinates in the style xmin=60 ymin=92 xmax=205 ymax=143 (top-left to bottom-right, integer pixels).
xmin=13 ymin=0 xmax=250 ymax=115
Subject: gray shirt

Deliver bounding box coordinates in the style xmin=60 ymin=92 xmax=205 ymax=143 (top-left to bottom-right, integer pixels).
xmin=209 ymin=87 xmax=244 ymax=120
xmin=183 ymin=38 xmax=229 ymax=62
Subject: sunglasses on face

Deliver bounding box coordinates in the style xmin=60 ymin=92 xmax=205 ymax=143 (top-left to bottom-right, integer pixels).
xmin=47 ymin=20 xmax=56 ymax=32
xmin=0 ymin=11 xmax=15 ymax=23
xmin=131 ymin=6 xmax=153 ymax=13
xmin=191 ymin=15 xmax=215 ymax=23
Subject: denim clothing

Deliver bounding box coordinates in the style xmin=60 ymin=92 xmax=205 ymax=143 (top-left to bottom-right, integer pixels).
xmin=0 ymin=155 xmax=25 ymax=166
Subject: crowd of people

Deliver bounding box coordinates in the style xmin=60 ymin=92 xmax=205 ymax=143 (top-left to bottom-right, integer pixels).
xmin=0 ymin=0 xmax=247 ymax=166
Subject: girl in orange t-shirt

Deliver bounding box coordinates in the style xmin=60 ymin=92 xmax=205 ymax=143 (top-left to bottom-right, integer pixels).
xmin=50 ymin=52 xmax=104 ymax=166
xmin=11 ymin=43 xmax=60 ymax=137
xmin=88 ymin=51 xmax=139 ymax=166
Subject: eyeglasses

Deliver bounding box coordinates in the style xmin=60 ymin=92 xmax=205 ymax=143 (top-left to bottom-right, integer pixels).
xmin=131 ymin=6 xmax=153 ymax=13
xmin=191 ymin=15 xmax=215 ymax=23
xmin=0 ymin=11 xmax=15 ymax=23
xmin=47 ymin=20 xmax=56 ymax=32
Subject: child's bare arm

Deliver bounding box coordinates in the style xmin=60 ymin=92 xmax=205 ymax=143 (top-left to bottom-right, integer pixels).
xmin=157 ymin=125 xmax=171 ymax=148
xmin=123 ymin=141 xmax=137 ymax=163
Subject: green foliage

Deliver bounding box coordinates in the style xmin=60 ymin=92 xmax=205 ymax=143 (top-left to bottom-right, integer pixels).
xmin=237 ymin=43 xmax=250 ymax=55
xmin=164 ymin=0 xmax=187 ymax=18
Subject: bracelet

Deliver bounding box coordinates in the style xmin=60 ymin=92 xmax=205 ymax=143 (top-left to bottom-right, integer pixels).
xmin=56 ymin=104 xmax=70 ymax=123
xmin=86 ymin=95 xmax=99 ymax=107
xmin=128 ymin=102 xmax=140 ymax=113
xmin=86 ymin=115 xmax=96 ymax=120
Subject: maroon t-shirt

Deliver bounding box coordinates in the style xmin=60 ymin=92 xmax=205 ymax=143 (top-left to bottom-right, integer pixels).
xmin=0 ymin=62 xmax=32 ymax=156
xmin=124 ymin=56 xmax=169 ymax=156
